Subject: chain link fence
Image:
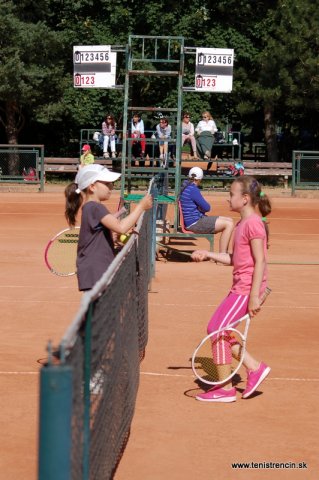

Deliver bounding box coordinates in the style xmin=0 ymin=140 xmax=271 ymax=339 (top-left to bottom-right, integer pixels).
xmin=292 ymin=150 xmax=319 ymax=194
xmin=0 ymin=145 xmax=45 ymax=191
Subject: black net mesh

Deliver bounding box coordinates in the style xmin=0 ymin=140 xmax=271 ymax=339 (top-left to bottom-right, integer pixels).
xmin=54 ymin=207 xmax=152 ymax=480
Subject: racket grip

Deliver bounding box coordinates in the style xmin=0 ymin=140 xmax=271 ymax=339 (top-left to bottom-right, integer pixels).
xmin=260 ymin=287 xmax=272 ymax=306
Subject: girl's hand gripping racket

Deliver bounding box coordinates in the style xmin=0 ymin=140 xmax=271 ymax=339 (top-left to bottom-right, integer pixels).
xmin=191 ymin=287 xmax=271 ymax=386
xmin=44 ymin=227 xmax=80 ymax=276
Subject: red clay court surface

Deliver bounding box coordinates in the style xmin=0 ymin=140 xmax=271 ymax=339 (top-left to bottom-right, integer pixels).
xmin=0 ymin=186 xmax=318 ymax=480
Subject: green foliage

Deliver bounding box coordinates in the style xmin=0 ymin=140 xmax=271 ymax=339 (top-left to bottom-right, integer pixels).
xmin=1 ymin=0 xmax=319 ymax=155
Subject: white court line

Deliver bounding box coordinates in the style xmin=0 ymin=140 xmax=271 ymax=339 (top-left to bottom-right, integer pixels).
xmin=271 ymin=232 xmax=319 ymax=235
xmin=0 ymin=213 xmax=318 ymax=220
xmin=0 ymin=371 xmax=318 ymax=383
xmin=0 ymin=371 xmax=38 ymax=375
xmin=0 ymin=285 xmax=75 ymax=289
xmin=140 ymin=372 xmax=319 ymax=382
xmin=0 ymin=213 xmax=63 ymax=216
xmin=0 ymin=300 xmax=79 ymax=304
xmin=149 ymin=303 xmax=319 ymax=308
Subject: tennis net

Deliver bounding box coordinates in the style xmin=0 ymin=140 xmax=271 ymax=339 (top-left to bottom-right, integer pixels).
xmin=38 ymin=198 xmax=153 ymax=480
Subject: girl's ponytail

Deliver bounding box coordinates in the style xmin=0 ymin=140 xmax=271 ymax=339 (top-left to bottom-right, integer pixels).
xmin=258 ymin=192 xmax=271 ymax=248
xmin=64 ymin=182 xmax=83 ymax=227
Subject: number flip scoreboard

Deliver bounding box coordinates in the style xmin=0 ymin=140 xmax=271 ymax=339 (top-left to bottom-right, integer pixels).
xmin=195 ymin=48 xmax=234 ymax=92
xmin=73 ymin=45 xmax=116 ymax=88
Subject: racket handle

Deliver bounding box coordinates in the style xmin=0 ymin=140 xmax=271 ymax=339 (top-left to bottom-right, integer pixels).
xmin=260 ymin=287 xmax=272 ymax=306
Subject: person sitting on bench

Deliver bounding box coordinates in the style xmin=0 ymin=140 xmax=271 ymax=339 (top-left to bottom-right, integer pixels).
xmin=179 ymin=167 xmax=234 ymax=253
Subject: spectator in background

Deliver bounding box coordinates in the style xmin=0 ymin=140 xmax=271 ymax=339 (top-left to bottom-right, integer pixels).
xmin=131 ymin=113 xmax=146 ymax=156
xmin=182 ymin=112 xmax=197 ymax=159
xmin=102 ymin=114 xmax=117 ymax=159
xmin=180 ymin=166 xmax=234 ymax=253
xmin=80 ymin=144 xmax=94 ymax=169
xmin=195 ymin=111 xmax=217 ymax=161
xmin=156 ymin=117 xmax=171 ymax=167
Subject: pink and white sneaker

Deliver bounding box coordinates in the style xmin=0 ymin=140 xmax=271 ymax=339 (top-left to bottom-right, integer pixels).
xmin=242 ymin=362 xmax=271 ymax=399
xmin=196 ymin=386 xmax=236 ymax=403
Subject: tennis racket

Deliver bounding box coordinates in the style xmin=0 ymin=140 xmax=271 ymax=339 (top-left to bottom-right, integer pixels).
xmin=44 ymin=205 xmax=127 ymax=277
xmin=191 ymin=287 xmax=271 ymax=386
xmin=44 ymin=227 xmax=80 ymax=276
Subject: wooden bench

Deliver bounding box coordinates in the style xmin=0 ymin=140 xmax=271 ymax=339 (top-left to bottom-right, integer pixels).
xmin=44 ymin=157 xmax=292 ymax=189
xmin=181 ymin=159 xmax=292 ymax=189
xmin=43 ymin=157 xmax=113 ymax=173
xmin=216 ymin=161 xmax=292 ymax=189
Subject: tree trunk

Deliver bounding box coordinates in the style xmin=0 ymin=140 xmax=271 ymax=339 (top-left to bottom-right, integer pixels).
xmin=264 ymin=103 xmax=278 ymax=162
xmin=5 ymin=101 xmax=22 ymax=175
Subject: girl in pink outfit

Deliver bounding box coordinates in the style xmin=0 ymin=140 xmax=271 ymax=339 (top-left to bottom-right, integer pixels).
xmin=191 ymin=176 xmax=272 ymax=403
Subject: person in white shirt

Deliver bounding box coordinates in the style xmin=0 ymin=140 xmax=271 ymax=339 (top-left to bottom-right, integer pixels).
xmin=182 ymin=112 xmax=197 ymax=159
xmin=156 ymin=117 xmax=171 ymax=167
xmin=131 ymin=113 xmax=146 ymax=160
xmin=195 ymin=110 xmax=217 ymax=160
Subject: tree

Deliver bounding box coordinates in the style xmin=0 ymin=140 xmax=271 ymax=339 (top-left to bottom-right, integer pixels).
xmin=0 ymin=1 xmax=65 ymax=149
xmin=232 ymin=0 xmax=319 ymax=160
xmin=2 ymin=0 xmax=318 ymax=162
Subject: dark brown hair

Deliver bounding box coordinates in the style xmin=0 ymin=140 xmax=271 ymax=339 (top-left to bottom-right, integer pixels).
xmin=64 ymin=182 xmax=84 ymax=227
xmin=233 ymin=176 xmax=272 ymax=247
xmin=105 ymin=114 xmax=115 ymax=127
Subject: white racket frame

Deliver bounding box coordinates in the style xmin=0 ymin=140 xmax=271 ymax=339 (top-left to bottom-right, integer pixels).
xmin=191 ymin=313 xmax=251 ymax=386
xmin=44 ymin=226 xmax=80 ymax=276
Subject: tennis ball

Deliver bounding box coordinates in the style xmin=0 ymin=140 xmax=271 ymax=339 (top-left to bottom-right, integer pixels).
xmin=119 ymin=234 xmax=130 ymax=244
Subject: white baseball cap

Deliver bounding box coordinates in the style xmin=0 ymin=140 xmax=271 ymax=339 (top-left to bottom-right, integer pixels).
xmin=189 ymin=166 xmax=204 ymax=180
xmin=75 ymin=164 xmax=121 ymax=191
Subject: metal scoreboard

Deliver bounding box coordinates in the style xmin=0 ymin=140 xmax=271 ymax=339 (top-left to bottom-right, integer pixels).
xmin=73 ymin=45 xmax=117 ymax=88
xmin=195 ymin=48 xmax=234 ymax=92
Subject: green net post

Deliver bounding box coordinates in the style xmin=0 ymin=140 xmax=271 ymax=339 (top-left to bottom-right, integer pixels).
xmin=38 ymin=362 xmax=73 ymax=480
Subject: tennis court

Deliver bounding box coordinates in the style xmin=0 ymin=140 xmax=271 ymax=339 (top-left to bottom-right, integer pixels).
xmin=0 ymin=186 xmax=318 ymax=479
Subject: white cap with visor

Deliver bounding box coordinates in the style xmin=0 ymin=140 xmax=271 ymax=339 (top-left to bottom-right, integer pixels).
xmin=75 ymin=164 xmax=121 ymax=192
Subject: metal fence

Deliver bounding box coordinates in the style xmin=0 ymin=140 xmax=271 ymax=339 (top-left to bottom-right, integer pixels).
xmin=0 ymin=144 xmax=45 ymax=191
xmin=292 ymin=150 xmax=319 ymax=194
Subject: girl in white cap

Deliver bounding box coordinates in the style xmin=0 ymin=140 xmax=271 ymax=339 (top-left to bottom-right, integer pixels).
xmin=65 ymin=164 xmax=152 ymax=290
xmin=179 ymin=166 xmax=233 ymax=253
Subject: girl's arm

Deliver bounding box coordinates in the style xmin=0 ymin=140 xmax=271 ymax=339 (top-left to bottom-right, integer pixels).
xmin=191 ymin=250 xmax=232 ymax=265
xmin=249 ymin=238 xmax=266 ymax=317
xmin=100 ymin=194 xmax=153 ymax=234
xmin=195 ymin=121 xmax=202 ymax=133
xmin=209 ymin=120 xmax=217 ymax=134
xmin=110 ymin=123 xmax=116 ymax=136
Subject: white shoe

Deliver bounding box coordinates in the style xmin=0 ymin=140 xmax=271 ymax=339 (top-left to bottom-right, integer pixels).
xmin=103 ymin=152 xmax=109 ymax=158
xmin=90 ymin=370 xmax=104 ymax=395
xmin=111 ymin=152 xmax=116 ymax=158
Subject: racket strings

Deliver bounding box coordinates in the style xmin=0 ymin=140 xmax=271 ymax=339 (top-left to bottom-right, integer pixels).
xmin=46 ymin=229 xmax=79 ymax=276
xmin=193 ymin=320 xmax=249 ymax=385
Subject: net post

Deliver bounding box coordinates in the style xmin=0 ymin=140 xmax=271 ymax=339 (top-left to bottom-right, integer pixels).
xmin=38 ymin=351 xmax=73 ymax=480
xmin=82 ymin=303 xmax=93 ymax=480
xmin=150 ymin=181 xmax=158 ymax=279
xmin=39 ymin=145 xmax=45 ymax=192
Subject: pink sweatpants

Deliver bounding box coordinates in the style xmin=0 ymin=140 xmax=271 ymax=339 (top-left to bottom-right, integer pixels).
xmin=207 ymin=292 xmax=249 ymax=365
